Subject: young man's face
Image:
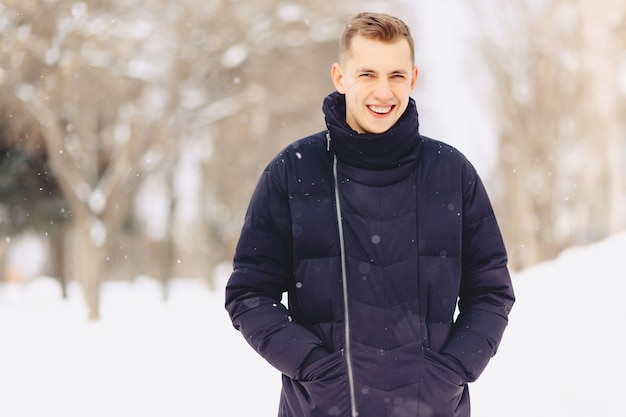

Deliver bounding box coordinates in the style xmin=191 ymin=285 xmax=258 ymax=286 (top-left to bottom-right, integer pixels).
xmin=331 ymin=35 xmax=418 ymax=135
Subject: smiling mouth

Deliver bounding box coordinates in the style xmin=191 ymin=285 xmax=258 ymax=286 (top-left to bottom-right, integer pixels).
xmin=368 ymin=105 xmax=394 ymax=115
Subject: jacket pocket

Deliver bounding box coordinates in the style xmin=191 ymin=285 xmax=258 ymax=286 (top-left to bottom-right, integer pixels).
xmin=418 ymin=349 xmax=467 ymax=417
xmin=281 ymin=350 xmax=350 ymax=417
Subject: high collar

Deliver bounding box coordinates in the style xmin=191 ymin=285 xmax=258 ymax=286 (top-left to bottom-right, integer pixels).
xmin=323 ymin=91 xmax=421 ymax=171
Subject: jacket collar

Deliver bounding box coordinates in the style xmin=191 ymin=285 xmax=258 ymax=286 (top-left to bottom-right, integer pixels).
xmin=323 ymin=91 xmax=421 ymax=171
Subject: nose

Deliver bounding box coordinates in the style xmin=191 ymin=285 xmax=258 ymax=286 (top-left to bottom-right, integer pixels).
xmin=373 ymin=78 xmax=393 ymax=100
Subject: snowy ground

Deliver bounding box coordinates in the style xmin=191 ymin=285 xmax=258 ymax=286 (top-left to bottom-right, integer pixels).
xmin=1 ymin=232 xmax=624 ymax=417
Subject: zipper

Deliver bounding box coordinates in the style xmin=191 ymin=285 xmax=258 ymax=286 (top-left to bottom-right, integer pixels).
xmin=332 ymin=154 xmax=358 ymax=417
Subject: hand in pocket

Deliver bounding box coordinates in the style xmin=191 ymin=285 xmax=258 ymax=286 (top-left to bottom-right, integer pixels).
xmin=418 ymin=350 xmax=466 ymax=416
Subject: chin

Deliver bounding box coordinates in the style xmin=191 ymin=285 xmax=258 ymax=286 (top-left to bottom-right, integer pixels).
xmin=366 ymin=123 xmax=394 ymax=135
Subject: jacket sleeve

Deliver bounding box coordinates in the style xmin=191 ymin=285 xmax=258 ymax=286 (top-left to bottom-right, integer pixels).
xmin=442 ymin=165 xmax=515 ymax=382
xmin=225 ymin=164 xmax=324 ymax=380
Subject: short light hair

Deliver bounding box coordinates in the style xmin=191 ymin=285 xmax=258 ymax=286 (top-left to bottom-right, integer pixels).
xmin=339 ymin=12 xmax=415 ymax=64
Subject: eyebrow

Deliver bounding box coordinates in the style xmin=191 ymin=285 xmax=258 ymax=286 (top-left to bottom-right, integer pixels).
xmin=354 ymin=67 xmax=409 ymax=75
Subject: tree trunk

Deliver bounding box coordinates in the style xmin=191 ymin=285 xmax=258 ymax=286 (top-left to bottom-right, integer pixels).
xmin=71 ymin=211 xmax=105 ymax=320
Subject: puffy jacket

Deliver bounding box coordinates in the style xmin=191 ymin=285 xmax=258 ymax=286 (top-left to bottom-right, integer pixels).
xmin=225 ymin=92 xmax=515 ymax=417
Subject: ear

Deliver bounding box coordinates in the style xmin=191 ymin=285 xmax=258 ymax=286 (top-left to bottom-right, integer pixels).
xmin=331 ymin=63 xmax=346 ymax=94
xmin=409 ymin=65 xmax=419 ymax=91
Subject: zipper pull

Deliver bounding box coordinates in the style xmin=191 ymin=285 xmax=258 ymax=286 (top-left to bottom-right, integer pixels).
xmin=326 ymin=131 xmax=331 ymax=151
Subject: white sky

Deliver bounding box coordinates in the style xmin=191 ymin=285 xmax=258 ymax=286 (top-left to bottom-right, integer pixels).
xmin=409 ymin=2 xmax=498 ymax=177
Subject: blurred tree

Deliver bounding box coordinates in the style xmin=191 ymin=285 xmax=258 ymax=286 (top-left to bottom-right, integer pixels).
xmin=472 ymin=0 xmax=626 ymax=269
xmin=198 ymin=0 xmax=357 ymax=271
xmin=0 ymin=0 xmax=379 ymax=318
xmin=139 ymin=0 xmax=376 ymax=290
xmin=0 ymin=110 xmax=68 ymax=234
xmin=0 ymin=96 xmax=71 ymax=295
xmin=0 ymin=0 xmax=182 ymax=318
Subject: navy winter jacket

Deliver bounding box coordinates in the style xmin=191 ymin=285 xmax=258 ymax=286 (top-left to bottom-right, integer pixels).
xmin=226 ymin=92 xmax=515 ymax=417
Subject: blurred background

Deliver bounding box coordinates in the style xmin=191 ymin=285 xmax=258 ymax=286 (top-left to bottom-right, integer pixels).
xmin=1 ymin=0 xmax=625 ymax=319
xmin=0 ymin=0 xmax=625 ymax=415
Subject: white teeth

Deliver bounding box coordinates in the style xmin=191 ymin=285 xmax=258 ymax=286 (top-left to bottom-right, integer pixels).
xmin=369 ymin=105 xmax=392 ymax=114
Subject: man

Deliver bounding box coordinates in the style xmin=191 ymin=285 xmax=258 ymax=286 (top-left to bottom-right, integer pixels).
xmin=225 ymin=12 xmax=514 ymax=417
